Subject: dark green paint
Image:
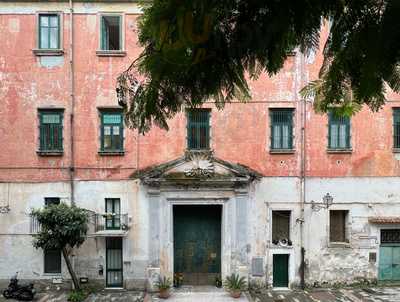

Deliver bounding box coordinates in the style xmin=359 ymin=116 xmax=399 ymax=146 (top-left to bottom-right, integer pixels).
xmin=273 ymin=254 xmax=289 ymax=287
xmin=106 ymin=237 xmax=123 ymax=287
xmin=270 ymin=109 xmax=293 ymax=150
xmin=173 ymin=205 xmax=221 ymax=285
xmin=187 ymin=110 xmax=210 ymax=150
xmin=39 ymin=110 xmax=63 ymax=152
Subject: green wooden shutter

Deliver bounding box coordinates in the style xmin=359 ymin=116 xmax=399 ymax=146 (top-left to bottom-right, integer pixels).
xmin=394 ymin=109 xmax=400 ymax=149
xmin=39 ymin=111 xmax=63 ymax=151
xmin=270 ymin=109 xmax=293 ymax=150
xmin=187 ymin=110 xmax=210 ymax=150
xmin=328 ymin=112 xmax=350 ymax=149
xmin=100 ymin=111 xmax=123 ymax=152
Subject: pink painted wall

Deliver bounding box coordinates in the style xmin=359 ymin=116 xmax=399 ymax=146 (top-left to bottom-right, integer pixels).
xmin=0 ymin=13 xmax=399 ymax=182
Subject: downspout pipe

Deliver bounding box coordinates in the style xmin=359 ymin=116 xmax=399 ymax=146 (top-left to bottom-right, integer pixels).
xmin=299 ymin=52 xmax=306 ymax=290
xmin=69 ymin=0 xmax=75 ymax=205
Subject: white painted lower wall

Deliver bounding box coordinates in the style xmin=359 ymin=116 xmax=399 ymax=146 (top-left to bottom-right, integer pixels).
xmin=0 ymin=177 xmax=400 ymax=289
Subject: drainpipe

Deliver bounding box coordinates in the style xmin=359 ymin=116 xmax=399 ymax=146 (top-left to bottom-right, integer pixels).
xmin=69 ymin=0 xmax=75 ymax=205
xmin=299 ymin=52 xmax=306 ymax=289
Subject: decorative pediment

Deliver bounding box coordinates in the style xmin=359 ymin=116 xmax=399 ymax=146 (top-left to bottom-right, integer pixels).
xmin=131 ymin=150 xmax=262 ymax=187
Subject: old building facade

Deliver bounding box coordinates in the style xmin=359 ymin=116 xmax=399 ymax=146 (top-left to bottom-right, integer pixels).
xmin=1 ymin=0 xmax=400 ymax=290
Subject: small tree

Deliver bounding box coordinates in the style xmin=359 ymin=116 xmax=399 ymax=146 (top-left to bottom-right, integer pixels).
xmin=31 ymin=203 xmax=88 ymax=290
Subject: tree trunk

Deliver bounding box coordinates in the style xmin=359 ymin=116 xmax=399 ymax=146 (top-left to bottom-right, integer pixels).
xmin=62 ymin=247 xmax=81 ymax=290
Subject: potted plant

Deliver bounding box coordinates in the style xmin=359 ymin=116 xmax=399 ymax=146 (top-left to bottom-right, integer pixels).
xmin=155 ymin=276 xmax=172 ymax=299
xmin=223 ymin=273 xmax=247 ymax=298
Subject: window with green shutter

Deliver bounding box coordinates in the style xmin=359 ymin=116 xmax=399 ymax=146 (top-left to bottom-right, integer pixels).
xmin=270 ymin=109 xmax=294 ymax=150
xmin=393 ymin=109 xmax=400 ymax=149
xmin=39 ymin=110 xmax=63 ymax=152
xmin=328 ymin=112 xmax=351 ymax=150
xmin=187 ymin=109 xmax=210 ymax=150
xmin=39 ymin=14 xmax=60 ymax=49
xmin=100 ymin=111 xmax=124 ymax=152
xmin=100 ymin=15 xmax=122 ymax=51
xmin=44 ymin=249 xmax=61 ymax=274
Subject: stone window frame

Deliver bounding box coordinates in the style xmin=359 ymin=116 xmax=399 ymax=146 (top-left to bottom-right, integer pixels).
xmin=328 ymin=209 xmax=351 ymax=247
xmin=33 ymin=11 xmax=64 ymax=56
xmin=269 ymin=208 xmax=293 ymax=248
xmin=96 ymin=12 xmax=127 ymax=57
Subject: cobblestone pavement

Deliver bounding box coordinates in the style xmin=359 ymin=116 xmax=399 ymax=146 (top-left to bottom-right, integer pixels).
xmin=252 ymin=287 xmax=400 ymax=302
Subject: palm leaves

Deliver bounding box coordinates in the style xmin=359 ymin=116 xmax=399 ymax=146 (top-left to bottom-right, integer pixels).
xmin=118 ymin=0 xmax=400 ymax=133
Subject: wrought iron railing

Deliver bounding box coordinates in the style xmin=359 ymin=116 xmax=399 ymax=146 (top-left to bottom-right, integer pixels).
xmin=94 ymin=213 xmax=129 ymax=232
xmin=30 ymin=212 xmax=129 ymax=234
xmin=30 ymin=214 xmax=41 ymax=234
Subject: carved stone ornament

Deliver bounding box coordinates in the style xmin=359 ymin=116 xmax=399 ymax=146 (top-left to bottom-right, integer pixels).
xmin=184 ymin=151 xmax=215 ymax=178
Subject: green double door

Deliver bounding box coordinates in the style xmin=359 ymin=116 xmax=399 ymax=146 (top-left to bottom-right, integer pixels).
xmin=173 ymin=205 xmax=222 ymax=285
xmin=379 ymin=246 xmax=400 ymax=280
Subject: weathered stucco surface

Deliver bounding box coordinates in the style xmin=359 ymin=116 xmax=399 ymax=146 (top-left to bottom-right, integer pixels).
xmin=1 ymin=0 xmax=400 ymax=291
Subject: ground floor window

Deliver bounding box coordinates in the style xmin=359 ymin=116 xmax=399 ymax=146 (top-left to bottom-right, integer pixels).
xmin=329 ymin=210 xmax=349 ymax=243
xmin=272 ymin=210 xmax=291 ymax=245
xmin=44 ymin=249 xmax=61 ymax=274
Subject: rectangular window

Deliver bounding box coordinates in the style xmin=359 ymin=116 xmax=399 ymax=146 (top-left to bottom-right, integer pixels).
xmin=100 ymin=15 xmax=122 ymax=50
xmin=270 ymin=109 xmax=294 ymax=150
xmin=44 ymin=197 xmax=60 ymax=206
xmin=39 ymin=14 xmax=60 ymax=49
xmin=44 ymin=249 xmax=61 ymax=274
xmin=187 ymin=109 xmax=210 ymax=150
xmin=328 ymin=112 xmax=351 ymax=149
xmin=272 ymin=210 xmax=291 ymax=244
xmin=39 ymin=110 xmax=63 ymax=152
xmin=330 ymin=210 xmax=349 ymax=243
xmin=105 ymin=198 xmax=121 ymax=230
xmin=393 ymin=109 xmax=400 ymax=149
xmin=100 ymin=111 xmax=124 ymax=152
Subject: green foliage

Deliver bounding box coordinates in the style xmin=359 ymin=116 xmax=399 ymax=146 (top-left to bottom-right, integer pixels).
xmin=118 ymin=0 xmax=400 ymax=133
xmin=31 ymin=203 xmax=88 ymax=250
xmin=223 ymin=273 xmax=247 ymax=291
xmin=155 ymin=276 xmax=172 ymax=290
xmin=67 ymin=290 xmax=87 ymax=302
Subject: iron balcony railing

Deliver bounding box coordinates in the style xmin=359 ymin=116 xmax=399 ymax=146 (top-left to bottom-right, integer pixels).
xmin=30 ymin=214 xmax=41 ymax=234
xmin=94 ymin=213 xmax=129 ymax=232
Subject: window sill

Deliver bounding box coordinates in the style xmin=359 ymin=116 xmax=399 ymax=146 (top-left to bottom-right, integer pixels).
xmin=270 ymin=244 xmax=293 ymax=249
xmin=393 ymin=148 xmax=400 ymax=153
xmin=327 ymin=149 xmax=352 ymax=154
xmin=328 ymin=242 xmax=351 ymax=248
xmin=33 ymin=49 xmax=64 ymax=56
xmin=98 ymin=151 xmax=125 ymax=156
xmin=270 ymin=149 xmax=295 ymax=154
xmin=37 ymin=151 xmax=64 ymax=156
xmin=96 ymin=50 xmax=126 ymax=57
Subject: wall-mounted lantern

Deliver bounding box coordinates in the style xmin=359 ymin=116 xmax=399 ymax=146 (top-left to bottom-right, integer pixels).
xmin=0 ymin=204 xmax=10 ymax=214
xmin=311 ymin=193 xmax=333 ymax=211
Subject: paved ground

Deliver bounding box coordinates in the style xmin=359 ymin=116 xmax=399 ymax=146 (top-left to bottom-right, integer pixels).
xmin=252 ymin=287 xmax=400 ymax=302
xmin=2 ymin=287 xmax=400 ymax=301
xmin=151 ymin=286 xmax=250 ymax=302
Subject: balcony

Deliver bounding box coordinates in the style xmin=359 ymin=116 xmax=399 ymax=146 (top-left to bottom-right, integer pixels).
xmin=93 ymin=213 xmax=129 ymax=237
xmin=30 ymin=213 xmax=129 ymax=237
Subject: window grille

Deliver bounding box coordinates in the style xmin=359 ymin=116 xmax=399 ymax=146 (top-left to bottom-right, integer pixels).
xmin=270 ymin=109 xmax=293 ymax=150
xmin=272 ymin=211 xmax=291 ymax=242
xmin=44 ymin=197 xmax=60 ymax=206
xmin=381 ymin=229 xmax=400 ymax=244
